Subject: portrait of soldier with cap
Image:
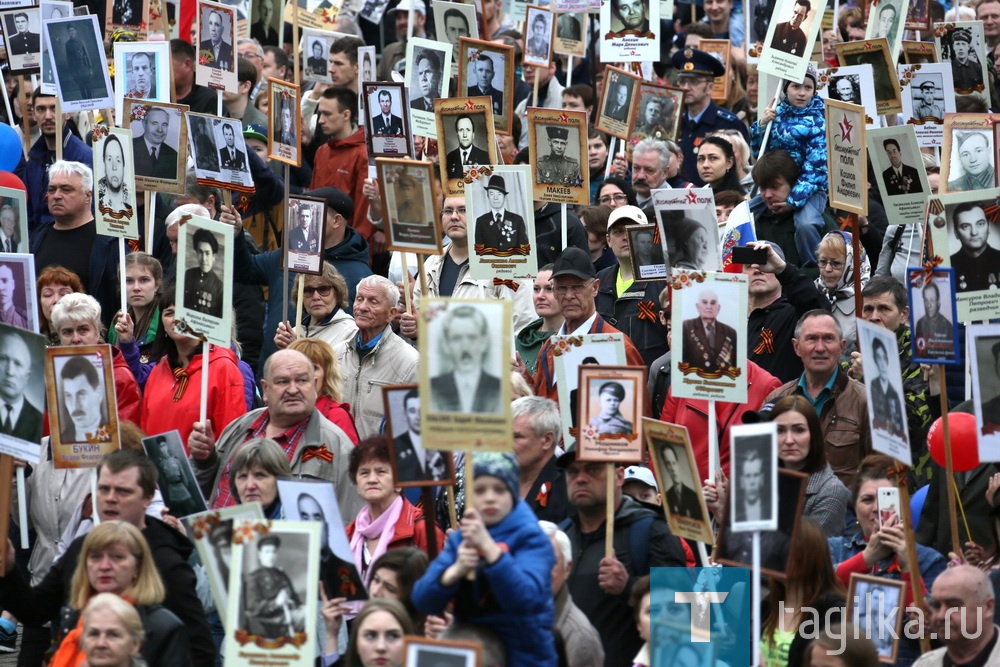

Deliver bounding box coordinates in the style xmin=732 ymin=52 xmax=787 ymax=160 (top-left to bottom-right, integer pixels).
xmin=911 ymin=78 xmax=944 ymax=121
xmin=770 ymin=0 xmax=811 ymax=56
xmin=242 ymin=534 xmax=307 ymax=639
xmin=474 ymin=174 xmax=530 ymax=255
xmin=537 ymin=126 xmax=581 ymax=185
xmin=947 ymin=26 xmax=985 ymax=92
xmin=587 ymin=380 xmax=634 ymax=435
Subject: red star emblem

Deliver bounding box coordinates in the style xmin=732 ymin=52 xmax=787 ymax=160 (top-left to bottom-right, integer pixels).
xmin=465 ymin=99 xmax=475 ymax=110
xmin=987 ymin=115 xmax=998 ymax=126
xmin=864 ymin=41 xmax=875 ymax=50
xmin=686 ymin=190 xmax=698 ymax=203
xmin=839 ymin=115 xmax=854 ymax=143
xmin=559 ymin=112 xmax=570 ymax=123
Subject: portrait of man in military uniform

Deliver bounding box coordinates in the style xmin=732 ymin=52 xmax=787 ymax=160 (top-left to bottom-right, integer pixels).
xmin=680 ymin=289 xmax=738 ymax=372
xmin=770 ymin=0 xmax=811 ymax=56
xmin=947 ymin=131 xmax=996 ymax=193
xmin=910 ymin=78 xmax=944 ymax=121
xmin=467 ymin=53 xmax=504 ymax=117
xmin=183 ymin=227 xmax=225 ymax=317
xmin=868 ymin=336 xmax=907 ymax=439
xmin=536 ymin=126 xmax=581 ymax=185
xmin=474 ymin=174 xmax=530 ymax=256
xmin=241 ymin=534 xmax=307 ymax=639
xmin=4 ymin=11 xmax=39 ymax=58
xmin=913 ymin=277 xmax=955 ymax=360
xmin=586 ymin=380 xmax=634 ymax=435
xmin=947 ymin=26 xmax=985 ymax=92
xmin=948 ymin=200 xmax=1000 ymax=292
xmin=144 ymin=432 xmax=206 ymax=517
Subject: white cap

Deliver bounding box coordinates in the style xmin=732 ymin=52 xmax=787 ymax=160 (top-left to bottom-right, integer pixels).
xmin=623 ymin=465 xmax=658 ymax=491
xmin=607 ymin=205 xmax=648 ymax=230
xmin=390 ymin=0 xmax=426 ymax=15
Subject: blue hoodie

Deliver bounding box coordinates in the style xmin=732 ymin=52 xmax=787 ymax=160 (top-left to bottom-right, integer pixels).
xmin=412 ymin=499 xmax=558 ymax=667
xmin=749 ymin=94 xmax=828 ymax=210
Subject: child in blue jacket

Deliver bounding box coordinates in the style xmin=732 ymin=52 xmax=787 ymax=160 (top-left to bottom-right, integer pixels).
xmin=411 ymin=453 xmax=558 ymax=667
xmin=749 ymin=64 xmax=828 ymax=266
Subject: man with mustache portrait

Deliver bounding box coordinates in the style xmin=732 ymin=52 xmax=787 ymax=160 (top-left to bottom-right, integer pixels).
xmin=430 ymin=304 xmax=502 ymax=414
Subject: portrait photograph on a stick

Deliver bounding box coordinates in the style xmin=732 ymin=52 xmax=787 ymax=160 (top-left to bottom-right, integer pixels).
xmin=728 ymin=423 xmax=778 ymax=533
xmin=418 ymin=298 xmax=514 ymax=452
xmin=466 ymin=165 xmax=536 ymax=280
xmin=186 ymin=113 xmax=255 ymax=191
xmin=645 ymin=418 xmax=713 ymax=544
xmin=39 ymin=0 xmax=72 ymax=95
xmin=377 ymin=159 xmax=442 ymax=255
xmin=268 ymin=79 xmax=301 ymax=166
xmin=576 ymin=365 xmax=646 ymax=462
xmin=902 ymin=40 xmax=937 ymax=64
xmin=457 ymin=38 xmax=514 ymax=134
xmin=651 ymin=187 xmax=719 ymax=271
xmin=124 ymin=100 xmax=188 ymax=195
xmin=0 ymin=323 xmax=45 ymax=453
xmin=907 ymin=267 xmax=959 ymax=365
xmin=857 ymin=319 xmax=911 ymax=464
xmin=0 ymin=256 xmax=37 ymax=333
xmin=435 ymin=97 xmax=497 ymax=197
xmin=835 ymin=39 xmax=903 ymax=116
xmin=969 ymin=324 xmax=1000 ymax=462
xmin=898 ymin=63 xmax=954 ymax=149
xmin=669 ymin=270 xmax=748 ymax=403
xmin=626 ymin=224 xmax=667 ymax=281
xmin=940 ymin=114 xmax=997 ymax=194
xmin=0 ymin=187 xmax=28 ymax=256
xmin=527 ymin=107 xmax=588 ymax=206
xmin=815 ymin=65 xmax=877 ymax=128
xmin=404 ymin=637 xmax=482 ymax=667
xmin=863 ymin=0 xmax=904 ymax=60
xmin=106 ymin=0 xmax=148 ymax=39
xmin=93 ymin=126 xmax=138 ymax=239
xmin=363 ymin=82 xmax=413 ymax=159
xmin=715 ymin=467 xmax=807 ymax=580
xmin=600 ymin=0 xmax=659 ymax=61
xmin=141 ymin=430 xmax=208 ymax=517
xmin=554 ymin=10 xmax=586 ymax=56
xmin=758 ymin=0 xmax=821 ymax=81
xmin=282 ymin=195 xmax=326 ymax=275
xmin=523 ymin=5 xmax=554 ymax=68
xmin=927 ymin=187 xmax=1000 ymax=321
xmin=175 ymin=214 xmax=233 ymax=347
xmin=435 ymin=2 xmax=478 ymax=76
xmin=113 ymin=42 xmax=172 ymax=123
xmin=553 ymin=333 xmax=627 ymax=445
xmin=184 ymin=504 xmax=264 ymax=627
xmin=224 ymin=519 xmax=319 ymax=663
xmin=406 ymin=37 xmax=453 ymax=138
xmin=595 ymin=66 xmax=640 ymax=140
xmin=846 ymin=574 xmax=906 ymax=663
xmin=196 ymin=0 xmax=238 ymax=92
xmin=301 ymin=28 xmax=334 ymax=82
xmin=276 ymin=479 xmax=367 ymax=601
xmin=935 ymin=20 xmax=991 ymax=108
xmin=825 ymin=97 xmax=868 ymax=216
xmin=383 ymin=385 xmax=457 ymax=488
xmin=45 ymin=344 xmax=120 ymax=467
xmin=699 ymin=39 xmax=732 ymax=102
xmin=627 ymin=81 xmax=683 ymax=146
xmin=44 ymin=15 xmax=114 ymax=112
xmin=866 ymin=126 xmax=929 ymax=226
xmin=1 ymin=8 xmax=42 ymax=73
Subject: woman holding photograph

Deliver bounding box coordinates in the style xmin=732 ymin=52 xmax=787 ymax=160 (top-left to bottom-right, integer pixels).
xmin=346 ymin=437 xmax=445 ymax=585
xmin=827 ymin=454 xmax=948 ymax=667
xmin=273 ymin=265 xmax=357 ymax=351
xmin=762 ymin=519 xmax=845 ymax=667
xmin=138 ymin=288 xmax=247 ymax=452
xmin=696 ymin=136 xmax=746 ymax=196
xmin=287 ymin=338 xmax=359 ymax=444
xmin=230 ymin=438 xmax=293 ymax=519
xmin=38 ymin=266 xmax=85 ymax=345
xmin=109 ymin=252 xmax=164 ymax=364
xmin=814 ymin=231 xmax=869 ymax=350
xmin=0 ymin=522 xmax=189 ymax=667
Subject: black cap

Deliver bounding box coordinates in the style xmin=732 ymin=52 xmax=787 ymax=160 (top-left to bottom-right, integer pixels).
xmin=305 ymin=187 xmax=354 ymax=222
xmin=551 ymin=247 xmax=596 ymax=280
xmin=671 ymin=47 xmax=726 ymax=78
xmin=742 ymin=402 xmax=775 ymax=424
xmin=546 ymin=126 xmax=569 ymax=140
xmin=556 ymin=442 xmax=578 ymax=468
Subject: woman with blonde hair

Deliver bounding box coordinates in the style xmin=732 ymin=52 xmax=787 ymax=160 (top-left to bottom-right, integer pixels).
xmin=0 ymin=521 xmax=188 ymax=667
xmin=80 ymin=593 xmax=146 ymax=667
xmin=288 ymin=337 xmax=359 ymax=444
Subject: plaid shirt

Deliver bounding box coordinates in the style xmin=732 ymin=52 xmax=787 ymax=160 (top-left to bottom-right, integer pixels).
xmin=210 ymin=412 xmax=310 ymax=509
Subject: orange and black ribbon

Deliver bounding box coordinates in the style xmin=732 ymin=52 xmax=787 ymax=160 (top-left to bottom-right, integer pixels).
xmin=172 ymin=367 xmax=189 ymax=401
xmin=493 ymin=277 xmax=521 ymax=291
xmin=637 ymin=300 xmax=657 ymax=323
xmin=753 ymin=328 xmax=775 ymax=355
xmin=302 ymin=445 xmax=333 ymax=462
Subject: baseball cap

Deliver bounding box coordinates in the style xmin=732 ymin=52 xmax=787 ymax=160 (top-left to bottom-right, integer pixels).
xmin=742 ymin=402 xmax=776 ymax=424
xmin=607 ymin=205 xmax=648 ymax=230
xmin=305 ymin=187 xmax=354 ymax=222
xmin=624 ymin=466 xmax=658 ymax=491
xmin=389 ymin=0 xmax=426 ymax=15
xmin=550 ymin=247 xmax=596 ymax=281
xmin=243 ymin=123 xmax=267 ymax=143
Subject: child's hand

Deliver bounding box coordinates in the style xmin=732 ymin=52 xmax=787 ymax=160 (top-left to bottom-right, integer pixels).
xmin=460 ymin=509 xmax=502 ymax=564
xmin=763 ymin=102 xmax=777 ymax=125
xmin=441 ymin=542 xmax=481 ymax=585
xmin=424 ymin=612 xmax=453 ymax=639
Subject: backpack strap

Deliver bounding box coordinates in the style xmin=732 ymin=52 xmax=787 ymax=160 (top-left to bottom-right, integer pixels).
xmin=630 ymin=515 xmax=656 ymax=574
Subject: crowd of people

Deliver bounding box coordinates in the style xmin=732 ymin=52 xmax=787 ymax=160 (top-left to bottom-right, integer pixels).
xmin=0 ymin=0 xmax=998 ymax=665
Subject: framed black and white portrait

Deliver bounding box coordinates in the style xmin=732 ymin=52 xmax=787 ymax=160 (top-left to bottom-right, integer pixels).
xmin=626 ymin=224 xmax=667 ymax=281
xmin=141 ymin=430 xmax=208 ymax=517
xmin=186 ymin=113 xmax=255 ymax=190
xmin=942 ymin=122 xmax=997 ymax=194
xmin=968 ymin=324 xmax=1000 ymax=462
xmin=282 ymin=195 xmax=326 ymax=275
xmin=383 ymin=384 xmax=457 ymax=488
xmin=0 ymin=188 xmax=28 ymax=257
xmin=39 ymin=0 xmax=72 ymax=94
xmin=0 ymin=254 xmax=37 ymax=334
xmin=457 ymin=38 xmax=514 ymax=134
xmin=363 ymin=82 xmax=413 ymax=159
xmin=466 ymin=164 xmax=536 ymax=279
xmin=113 ymin=41 xmax=172 ymax=122
xmin=857 ymin=319 xmax=911 ymax=464
xmin=93 ymin=126 xmax=139 ymax=239
xmin=907 ymin=267 xmax=959 ymax=365
xmin=124 ymin=100 xmax=188 ymax=194
xmin=1 ymin=8 xmax=41 ymax=73
xmin=523 ymin=5 xmax=554 ymax=68
xmin=847 ymin=574 xmax=906 ymax=663
xmin=302 ymin=27 xmax=334 ymax=83
xmin=577 ymin=365 xmax=646 ymax=462
xmin=196 ymin=0 xmax=238 ymax=92
xmin=728 ymin=423 xmax=778 ymax=533
xmin=106 ymin=0 xmax=148 ymax=38
xmin=376 ymin=158 xmax=442 ymax=254
xmin=405 ymin=37 xmax=452 ymax=138
xmin=435 ymin=1 xmax=478 ymax=74
xmin=434 ymin=97 xmax=498 ymax=196
xmin=268 ymin=79 xmax=301 ymax=166
xmin=43 ymin=15 xmax=114 ymax=111
xmin=175 ymin=214 xmax=233 ymax=347
xmin=596 ymin=66 xmax=639 ymax=140
xmin=404 ymin=637 xmax=481 ymax=667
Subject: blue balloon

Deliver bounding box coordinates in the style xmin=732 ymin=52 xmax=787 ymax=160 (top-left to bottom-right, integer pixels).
xmin=0 ymin=124 xmax=21 ymax=172
xmin=910 ymin=484 xmax=929 ymax=531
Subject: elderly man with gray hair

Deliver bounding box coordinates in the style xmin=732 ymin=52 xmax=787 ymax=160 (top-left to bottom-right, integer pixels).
xmin=334 ymin=275 xmax=418 ymax=439
xmin=915 ymin=564 xmax=1000 ymax=666
xmin=33 ymin=160 xmax=123 ymax=327
xmin=513 ymin=396 xmax=572 ymax=522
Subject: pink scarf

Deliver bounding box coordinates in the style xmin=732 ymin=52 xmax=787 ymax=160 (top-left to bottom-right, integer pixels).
xmin=350 ymin=494 xmax=404 ymax=585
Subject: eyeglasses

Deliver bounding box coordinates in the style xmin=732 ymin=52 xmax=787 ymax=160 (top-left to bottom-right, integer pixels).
xmin=553 ymin=280 xmax=595 ymax=296
xmin=598 ymin=193 xmax=629 ymax=205
xmin=441 ymin=207 xmax=467 ymax=216
xmin=676 ymin=77 xmax=709 ymax=88
xmin=817 ymin=259 xmax=844 ymax=270
xmin=303 ymin=285 xmax=334 ymax=297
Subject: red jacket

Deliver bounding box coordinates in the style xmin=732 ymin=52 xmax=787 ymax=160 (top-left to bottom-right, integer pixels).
xmin=660 ymin=360 xmax=782 ymax=482
xmin=532 ymin=315 xmax=645 ymax=404
xmin=311 ymin=128 xmax=375 ymax=242
xmin=112 ymin=346 xmax=141 ymax=426
xmin=140 ymin=346 xmax=246 ymax=454
xmin=346 ymin=496 xmax=446 ymax=556
xmin=315 ymin=395 xmax=359 ymax=445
